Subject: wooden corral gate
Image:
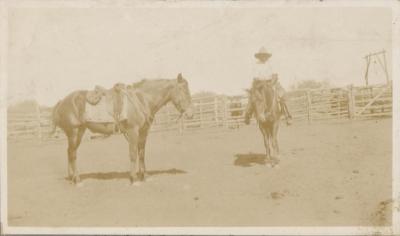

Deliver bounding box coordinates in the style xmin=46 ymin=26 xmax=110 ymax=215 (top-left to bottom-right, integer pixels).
xmin=7 ymin=82 xmax=392 ymax=141
xmin=286 ymin=82 xmax=392 ymax=123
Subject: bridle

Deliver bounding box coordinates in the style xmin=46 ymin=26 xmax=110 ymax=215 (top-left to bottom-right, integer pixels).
xmin=171 ymin=84 xmax=191 ymax=122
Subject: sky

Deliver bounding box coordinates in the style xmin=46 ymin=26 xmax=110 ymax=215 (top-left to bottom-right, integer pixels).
xmin=7 ymin=6 xmax=392 ymax=106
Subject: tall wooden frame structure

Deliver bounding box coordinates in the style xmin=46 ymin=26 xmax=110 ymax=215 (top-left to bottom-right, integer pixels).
xmin=364 ymin=50 xmax=390 ymax=86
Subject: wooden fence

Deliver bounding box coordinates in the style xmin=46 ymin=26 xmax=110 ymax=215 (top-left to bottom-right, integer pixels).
xmin=7 ymin=83 xmax=392 ymax=141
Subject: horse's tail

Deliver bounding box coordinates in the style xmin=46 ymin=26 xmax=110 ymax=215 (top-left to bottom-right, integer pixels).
xmin=49 ymin=101 xmax=61 ymax=137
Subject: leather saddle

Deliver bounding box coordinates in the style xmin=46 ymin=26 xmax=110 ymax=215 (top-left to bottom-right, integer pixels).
xmin=85 ymin=83 xmax=127 ymax=123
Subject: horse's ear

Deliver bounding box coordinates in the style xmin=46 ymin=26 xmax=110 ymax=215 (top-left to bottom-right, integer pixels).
xmin=177 ymin=73 xmax=184 ymax=83
xmin=244 ymin=88 xmax=251 ymax=94
xmin=113 ymin=83 xmax=126 ymax=92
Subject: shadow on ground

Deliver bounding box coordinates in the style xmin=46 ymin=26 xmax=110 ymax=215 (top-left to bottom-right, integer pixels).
xmin=234 ymin=153 xmax=279 ymax=167
xmin=71 ymin=168 xmax=187 ymax=181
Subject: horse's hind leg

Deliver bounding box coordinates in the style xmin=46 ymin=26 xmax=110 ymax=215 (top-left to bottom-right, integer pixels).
xmin=127 ymin=127 xmax=140 ymax=184
xmin=137 ymin=127 xmax=150 ymax=181
xmin=137 ymin=139 xmax=146 ymax=181
xmin=66 ymin=129 xmax=75 ymax=181
xmin=137 ymin=143 xmax=146 ymax=181
xmin=67 ymin=127 xmax=86 ymax=184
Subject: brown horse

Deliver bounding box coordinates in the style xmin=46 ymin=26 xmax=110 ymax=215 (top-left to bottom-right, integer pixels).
xmin=52 ymin=73 xmax=193 ymax=185
xmin=246 ymin=77 xmax=282 ymax=166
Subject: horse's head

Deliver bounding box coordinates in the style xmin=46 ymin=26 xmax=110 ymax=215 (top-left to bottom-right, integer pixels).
xmin=248 ymin=77 xmax=279 ymax=123
xmin=264 ymin=76 xmax=280 ymax=121
xmin=248 ymin=79 xmax=268 ymax=123
xmin=113 ymin=83 xmax=126 ymax=93
xmin=170 ymin=73 xmax=194 ymax=119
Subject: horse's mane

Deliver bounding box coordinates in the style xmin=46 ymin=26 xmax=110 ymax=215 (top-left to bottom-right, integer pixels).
xmin=132 ymin=79 xmax=148 ymax=88
xmin=125 ymin=88 xmax=153 ymax=125
xmin=132 ymin=78 xmax=175 ymax=90
xmin=249 ymin=79 xmax=267 ymax=92
xmin=250 ymin=78 xmax=279 ymax=92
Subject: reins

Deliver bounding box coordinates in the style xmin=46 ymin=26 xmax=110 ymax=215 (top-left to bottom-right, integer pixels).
xmin=175 ymin=113 xmax=184 ymax=122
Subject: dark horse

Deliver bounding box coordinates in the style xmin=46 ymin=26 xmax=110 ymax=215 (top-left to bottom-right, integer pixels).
xmin=52 ymin=73 xmax=193 ymax=185
xmin=246 ymin=77 xmax=282 ymax=166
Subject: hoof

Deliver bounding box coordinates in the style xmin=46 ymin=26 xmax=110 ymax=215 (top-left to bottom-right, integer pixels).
xmin=131 ymin=181 xmax=142 ymax=187
xmin=271 ymin=159 xmax=280 ymax=168
xmin=146 ymin=177 xmax=153 ymax=182
xmin=272 ymin=164 xmax=280 ymax=169
xmin=76 ymin=182 xmax=84 ymax=187
xmin=272 ymin=157 xmax=280 ymax=163
xmin=72 ymin=176 xmax=81 ymax=184
xmin=137 ymin=172 xmax=145 ymax=181
xmin=271 ymin=160 xmax=279 ymax=167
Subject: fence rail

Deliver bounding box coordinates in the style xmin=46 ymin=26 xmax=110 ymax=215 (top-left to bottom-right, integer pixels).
xmin=7 ymin=83 xmax=392 ymax=141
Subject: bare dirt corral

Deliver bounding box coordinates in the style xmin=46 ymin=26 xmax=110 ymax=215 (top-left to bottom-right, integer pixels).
xmin=7 ymin=119 xmax=392 ymax=227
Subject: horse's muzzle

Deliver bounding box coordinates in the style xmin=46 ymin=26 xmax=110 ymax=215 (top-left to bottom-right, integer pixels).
xmin=264 ymin=111 xmax=275 ymax=122
xmin=257 ymin=114 xmax=267 ymax=123
xmin=183 ymin=104 xmax=194 ymax=119
xmin=258 ymin=111 xmax=274 ymax=123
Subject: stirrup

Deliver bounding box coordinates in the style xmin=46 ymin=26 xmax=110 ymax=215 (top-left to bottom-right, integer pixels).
xmin=286 ymin=117 xmax=292 ymax=126
xmin=244 ymin=117 xmax=251 ymax=125
xmin=113 ymin=123 xmax=121 ymax=134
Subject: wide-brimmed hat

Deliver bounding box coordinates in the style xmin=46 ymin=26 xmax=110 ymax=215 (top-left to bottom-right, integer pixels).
xmin=254 ymin=47 xmax=272 ymax=62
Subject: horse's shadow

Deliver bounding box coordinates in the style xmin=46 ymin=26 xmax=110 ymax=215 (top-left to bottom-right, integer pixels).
xmin=67 ymin=168 xmax=187 ymax=181
xmin=234 ymin=153 xmax=279 ymax=167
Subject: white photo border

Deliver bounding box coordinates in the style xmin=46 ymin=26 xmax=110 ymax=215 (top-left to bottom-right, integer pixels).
xmin=1 ymin=0 xmax=399 ymax=235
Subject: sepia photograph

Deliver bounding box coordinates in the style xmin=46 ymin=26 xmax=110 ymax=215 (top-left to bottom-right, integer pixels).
xmin=0 ymin=0 xmax=399 ymax=235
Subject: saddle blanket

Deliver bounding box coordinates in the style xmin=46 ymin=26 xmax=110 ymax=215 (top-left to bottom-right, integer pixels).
xmin=84 ymin=94 xmax=128 ymax=123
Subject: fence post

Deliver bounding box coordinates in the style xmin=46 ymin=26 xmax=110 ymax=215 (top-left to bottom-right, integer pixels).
xmin=306 ymin=90 xmax=312 ymax=124
xmin=166 ymin=107 xmax=170 ymax=127
xmin=214 ymin=96 xmax=219 ymax=127
xmin=347 ymin=85 xmax=355 ymax=120
xmin=179 ymin=117 xmax=184 ymax=135
xmin=35 ymin=103 xmax=42 ymax=142
xmin=337 ymin=90 xmax=341 ymax=120
xmin=199 ymin=99 xmax=203 ymax=128
xmin=223 ymin=96 xmax=229 ymax=129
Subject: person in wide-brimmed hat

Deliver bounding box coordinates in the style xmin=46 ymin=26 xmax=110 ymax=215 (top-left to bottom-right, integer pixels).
xmin=254 ymin=47 xmax=272 ymax=63
xmin=244 ymin=47 xmax=292 ymax=125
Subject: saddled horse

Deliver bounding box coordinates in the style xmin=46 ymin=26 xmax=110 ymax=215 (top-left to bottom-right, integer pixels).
xmin=52 ymin=73 xmax=193 ymax=185
xmin=246 ymin=77 xmax=282 ymax=166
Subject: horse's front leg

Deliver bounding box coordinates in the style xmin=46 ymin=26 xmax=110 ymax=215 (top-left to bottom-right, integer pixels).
xmin=138 ymin=124 xmax=152 ymax=181
xmin=260 ymin=125 xmax=271 ymax=160
xmin=137 ymin=142 xmax=146 ymax=181
xmin=269 ymin=122 xmax=280 ymax=167
xmin=271 ymin=122 xmax=280 ymax=157
xmin=127 ymin=127 xmax=140 ymax=184
xmin=271 ymin=137 xmax=279 ymax=157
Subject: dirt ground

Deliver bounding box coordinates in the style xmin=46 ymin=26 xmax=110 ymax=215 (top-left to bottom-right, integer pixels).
xmin=7 ymin=119 xmax=392 ymax=227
